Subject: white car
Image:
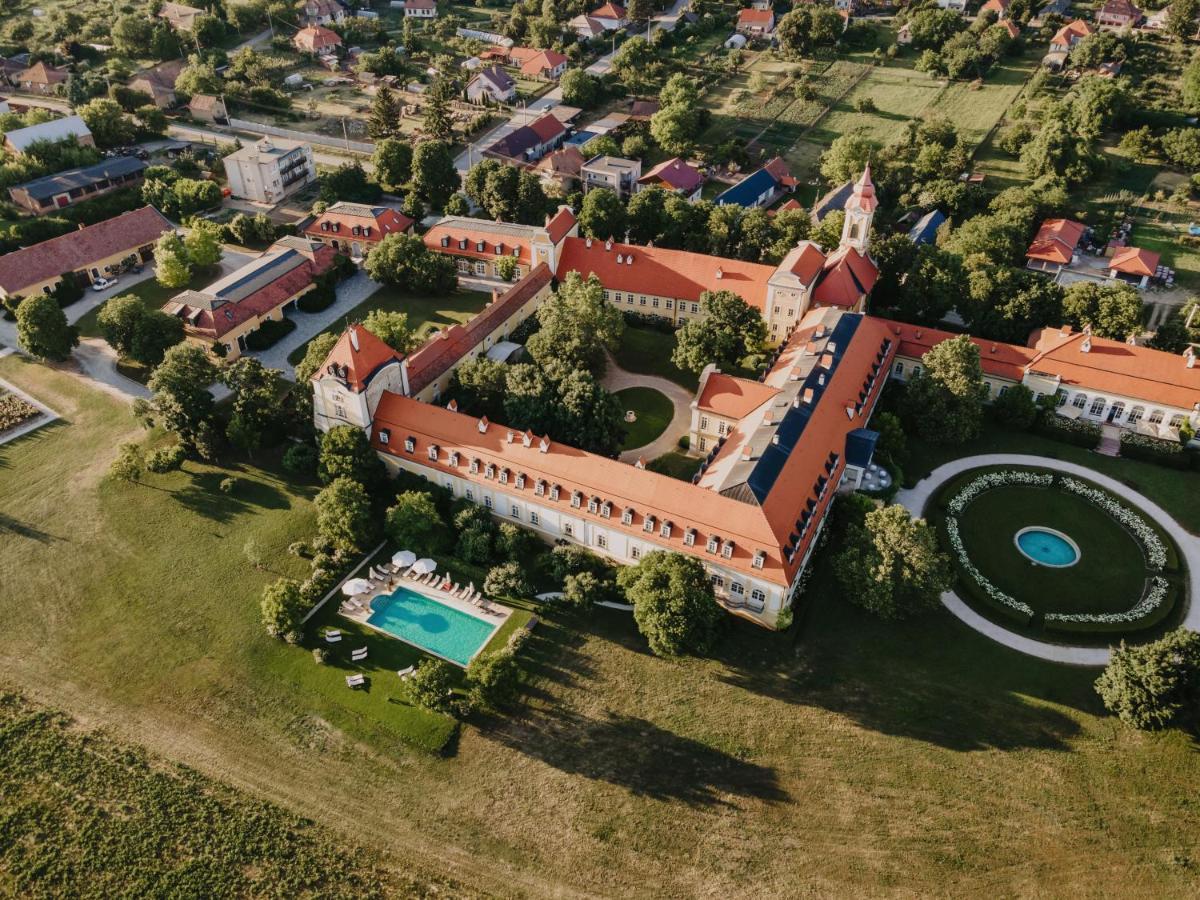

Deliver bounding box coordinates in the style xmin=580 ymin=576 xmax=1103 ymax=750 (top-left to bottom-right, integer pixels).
xmin=91 ymin=276 xmax=118 ymax=292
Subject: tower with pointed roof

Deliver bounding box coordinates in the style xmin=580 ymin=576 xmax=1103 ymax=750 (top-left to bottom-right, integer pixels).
xmin=839 ymin=166 xmax=877 ymax=255
xmin=311 ymin=324 xmax=408 ymax=434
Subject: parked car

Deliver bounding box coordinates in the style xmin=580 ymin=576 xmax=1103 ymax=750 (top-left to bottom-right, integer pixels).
xmin=91 ymin=276 xmax=118 ymax=292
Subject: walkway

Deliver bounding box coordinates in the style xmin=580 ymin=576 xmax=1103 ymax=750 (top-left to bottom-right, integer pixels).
xmin=601 ymin=351 xmax=693 ymax=464
xmin=896 ymin=453 xmax=1200 ymax=666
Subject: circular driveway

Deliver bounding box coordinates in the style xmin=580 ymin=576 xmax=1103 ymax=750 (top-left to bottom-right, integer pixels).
xmin=896 ymin=453 xmax=1200 ymax=667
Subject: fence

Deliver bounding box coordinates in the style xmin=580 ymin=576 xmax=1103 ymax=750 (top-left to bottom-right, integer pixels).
xmin=228 ymin=117 xmax=376 ymax=155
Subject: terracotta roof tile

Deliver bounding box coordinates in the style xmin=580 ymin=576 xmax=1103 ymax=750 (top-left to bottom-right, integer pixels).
xmin=1109 ymin=245 xmax=1159 ymax=277
xmin=1026 ymin=218 xmax=1085 ymax=265
xmin=697 ymin=373 xmax=780 ymax=419
xmin=317 ymin=323 xmax=405 ymax=392
xmin=303 ymin=202 xmax=413 ymax=243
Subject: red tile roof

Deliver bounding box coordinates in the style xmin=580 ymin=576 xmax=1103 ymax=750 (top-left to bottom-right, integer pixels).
xmin=16 ymin=62 xmax=68 ymax=86
xmin=1098 ymin=0 xmax=1141 ymax=19
xmin=556 ymin=236 xmax=776 ymax=310
xmin=529 ymin=112 xmax=567 ymax=142
xmin=737 ymin=8 xmax=775 ymax=26
xmin=777 ymin=241 xmax=826 ymax=284
xmin=303 ymin=203 xmax=413 ymax=244
xmin=535 ymin=146 xmax=585 ymax=178
xmin=1052 ymin=19 xmax=1094 ymax=46
xmin=545 ymin=206 xmax=577 ymax=244
xmin=424 ymin=220 xmax=536 ymax=265
xmin=317 ymin=323 xmax=405 ymax=392
xmin=406 ymin=263 xmax=553 ymax=395
xmin=877 ymin=318 xmax=1038 ymax=380
xmin=812 ymin=247 xmax=877 ymax=308
xmin=592 ymin=2 xmax=626 ymax=18
xmin=770 ymin=198 xmax=803 ymax=216
xmin=638 ymin=157 xmax=702 ymax=193
xmin=520 ymin=50 xmax=568 ymax=77
xmin=697 ymin=372 xmax=780 ymax=419
xmin=294 ymin=24 xmax=342 ymax=51
xmin=1026 ymin=218 xmax=1085 ymax=265
xmin=0 ymin=206 xmax=172 ymax=296
xmin=509 ymin=47 xmax=540 ymax=65
xmin=1109 ymin=245 xmax=1159 ymax=277
xmin=981 ymin=0 xmax=1010 ymax=13
xmin=845 ymin=165 xmax=877 ymax=215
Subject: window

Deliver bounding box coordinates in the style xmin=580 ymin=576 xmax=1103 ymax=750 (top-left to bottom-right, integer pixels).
xmin=717 ymin=422 xmax=727 ymax=436
xmin=563 ymin=522 xmax=573 ymax=536
xmin=721 ymin=540 xmax=734 ymax=559
xmin=630 ymin=545 xmax=640 ymax=560
xmin=690 ymin=303 xmax=699 ymax=314
xmin=601 ymin=502 xmax=612 ymax=518
xmin=750 ymin=589 xmax=765 ymax=604
xmin=706 ymin=536 xmax=718 ymax=553
xmin=571 ymin=491 xmax=582 ymax=508
xmin=334 ymin=404 xmax=346 ymax=419
xmin=498 ymin=469 xmax=508 ymax=484
xmin=998 ymin=385 xmax=1009 ymax=398
xmin=515 ymin=473 xmax=526 ymax=489
xmin=652 ymin=299 xmax=659 ymax=308
xmin=1110 ymin=401 xmax=1125 ymax=421
xmin=1072 ymin=394 xmax=1087 ymax=409
xmin=485 ymin=463 xmax=496 ymax=479
xmin=587 ymin=497 xmax=599 ymax=514
xmin=1149 ymin=409 xmax=1165 ymax=425
xmin=665 ymin=300 xmax=673 ymax=309
xmin=474 ymin=261 xmax=486 ymax=276
xmin=465 ymin=488 xmax=474 ymax=501
xmin=511 ymin=504 xmax=519 ymax=518
xmin=893 ymin=362 xmax=904 ymax=376
xmin=643 ymin=515 xmax=655 ymax=532
xmin=621 ymin=509 xmax=633 ymax=525
xmin=700 ymin=416 xmax=709 ymax=430
xmin=1089 ymin=397 xmax=1106 ymax=416
xmin=730 ymin=582 xmax=745 ymax=596
xmin=684 ymin=529 xmax=696 ymax=547
xmin=639 ymin=297 xmax=646 ymax=306
xmin=1169 ymin=413 xmax=1185 ymax=428
xmin=752 ymin=551 xmax=765 ymax=570
xmin=626 ymin=295 xmax=633 ymax=305
xmin=530 ymin=511 xmax=540 ymax=526
xmin=659 ymin=521 xmax=671 ymax=538
xmin=596 ymin=534 xmax=608 ymax=549
xmin=1055 ymin=390 xmax=1068 ymax=408
xmin=550 ymin=485 xmax=561 ymax=501
xmin=698 ymin=437 xmax=706 ymax=451
xmin=483 ymin=496 xmax=493 ymax=510
xmin=1128 ymin=406 xmax=1144 ymax=423
xmin=426 ymin=446 xmax=438 ymax=461
xmin=403 ymin=437 xmax=415 ymax=452
xmin=470 ymin=459 xmax=480 ymax=474
xmin=709 ymin=574 xmax=724 ymax=589
xmin=535 ymin=479 xmax=546 ymax=496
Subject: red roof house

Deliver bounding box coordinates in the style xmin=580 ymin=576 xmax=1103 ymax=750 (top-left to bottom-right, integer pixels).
xmin=638 ymin=157 xmax=704 ymax=199
xmin=1026 ymin=219 xmax=1086 ymax=270
xmin=737 ymin=8 xmax=776 ymax=33
xmin=293 ymin=25 xmax=342 ymax=55
xmin=519 ymin=50 xmax=569 ymax=80
xmin=303 ymin=202 xmax=414 ymax=256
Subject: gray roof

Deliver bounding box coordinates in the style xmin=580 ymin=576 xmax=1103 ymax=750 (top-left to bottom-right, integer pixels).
xmin=811 ymin=180 xmax=853 ymax=224
xmin=3 ymin=115 xmax=92 ymax=153
xmin=12 ymin=157 xmax=146 ymax=202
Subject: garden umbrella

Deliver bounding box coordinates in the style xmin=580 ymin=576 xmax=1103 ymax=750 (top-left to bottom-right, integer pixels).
xmin=391 ymin=550 xmax=416 ymax=569
xmin=342 ymin=578 xmax=372 ymax=596
xmin=411 ymin=558 xmax=437 ymax=576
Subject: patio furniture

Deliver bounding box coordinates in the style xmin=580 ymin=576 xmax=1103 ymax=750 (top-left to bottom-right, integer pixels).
xmin=345 ymin=673 xmax=365 ymax=688
xmin=392 ymin=550 xmax=416 ymax=570
xmin=325 ymin=629 xmax=342 ymax=643
xmin=397 ymin=665 xmax=416 ymax=679
xmin=351 ymin=647 xmax=368 ymax=661
xmin=342 ymin=578 xmax=372 ymax=596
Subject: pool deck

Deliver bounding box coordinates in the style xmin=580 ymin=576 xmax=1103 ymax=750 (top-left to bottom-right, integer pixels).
xmin=336 ymin=570 xmax=512 ymax=665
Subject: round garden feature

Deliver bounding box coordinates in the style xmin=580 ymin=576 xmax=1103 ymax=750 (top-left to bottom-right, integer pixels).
xmin=616 ymin=387 xmax=675 ymax=451
xmin=933 ymin=467 xmax=1184 ymax=643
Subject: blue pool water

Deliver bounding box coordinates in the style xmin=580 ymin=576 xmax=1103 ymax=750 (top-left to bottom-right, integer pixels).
xmin=1016 ymin=529 xmax=1080 ymax=567
xmin=367 ymin=587 xmax=497 ymax=666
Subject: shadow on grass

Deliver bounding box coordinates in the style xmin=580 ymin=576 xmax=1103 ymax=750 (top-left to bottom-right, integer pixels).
xmin=482 ymin=707 xmax=788 ymax=807
xmin=0 ymin=512 xmax=60 ymax=543
xmin=171 ymin=470 xmax=289 ymax=522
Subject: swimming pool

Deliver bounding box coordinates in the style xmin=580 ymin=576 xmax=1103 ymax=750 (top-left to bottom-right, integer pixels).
xmin=1014 ymin=527 xmax=1081 ymax=568
xmin=366 ymin=587 xmax=498 ymax=666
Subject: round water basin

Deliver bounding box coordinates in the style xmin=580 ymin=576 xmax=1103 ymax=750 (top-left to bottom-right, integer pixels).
xmin=1014 ymin=527 xmax=1081 ymax=568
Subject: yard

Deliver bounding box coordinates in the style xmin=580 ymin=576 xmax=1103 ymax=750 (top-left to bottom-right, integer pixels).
xmin=287 ymin=285 xmax=492 ymax=366
xmin=4 ymin=359 xmax=1200 ymax=895
xmin=615 ymin=386 xmax=674 ymax=451
xmin=74 ymin=276 xmax=195 ymax=339
xmin=612 ymin=323 xmax=698 ymax=390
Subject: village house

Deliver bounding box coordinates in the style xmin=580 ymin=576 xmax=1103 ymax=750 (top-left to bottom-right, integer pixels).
xmin=223 ymin=138 xmax=316 ymax=203
xmin=302 ymin=0 xmax=350 ymax=26
xmin=129 ymin=60 xmax=186 ymax=109
xmin=1096 ymin=0 xmax=1142 ymax=28
xmin=188 ymin=94 xmax=228 ymax=123
xmin=714 ymin=157 xmax=797 ymax=209
xmin=1025 ymin=218 xmax=1086 ymax=274
xmin=980 ymin=0 xmax=1011 ymax=19
xmin=163 ymin=237 xmax=337 ymax=359
xmin=483 ymin=113 xmax=567 ymax=163
xmin=466 ymin=66 xmax=517 ymax=104
xmin=571 ymin=15 xmax=608 ymax=40
xmin=12 ymin=61 xmax=69 ymax=95
xmin=8 ymin=157 xmax=147 ymax=215
xmin=535 ymin=146 xmax=587 ymax=193
xmin=1108 ymin=246 xmax=1160 ymax=289
xmin=519 ymin=50 xmax=569 ymax=81
xmin=1050 ymin=18 xmax=1095 ymax=53
xmin=0 ymin=205 xmax=171 ymax=300
xmin=302 ymin=202 xmax=414 ymax=258
xmin=637 ymin=157 xmax=704 ymax=201
xmin=736 ymin=7 xmax=776 ymax=34
xmin=2 ymin=115 xmax=93 ymax=156
xmin=403 ymin=0 xmax=438 ymax=18
xmin=157 ymin=1 xmax=205 ymax=31
xmin=590 ymin=2 xmax=629 ymax=29
xmin=293 ymin=25 xmax=343 ymax=56
xmin=581 ymin=155 xmax=642 ymax=198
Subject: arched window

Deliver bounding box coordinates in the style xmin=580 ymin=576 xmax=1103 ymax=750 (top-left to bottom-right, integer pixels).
xmin=1127 ymin=406 xmax=1145 ymax=423
xmin=1055 ymin=389 xmax=1068 ymax=407
xmin=1089 ymin=396 xmax=1106 ymax=416
xmin=1169 ymin=413 xmax=1185 ymax=428
xmin=1148 ymin=409 xmax=1165 ymax=425
xmin=849 ymin=222 xmax=860 ymax=239
xmin=1072 ymin=394 xmax=1087 ymax=409
xmin=1109 ymin=401 xmax=1125 ymax=421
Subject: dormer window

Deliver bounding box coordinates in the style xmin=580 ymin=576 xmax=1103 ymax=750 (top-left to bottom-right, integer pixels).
xmin=448 ymin=450 xmax=459 ymax=466
xmin=684 ymin=528 xmax=696 ymax=547
xmin=752 ymin=550 xmax=765 ymax=569
xmin=659 ymin=521 xmax=672 ymax=539
xmin=512 ymin=247 xmax=520 ymax=257
xmin=403 ymin=436 xmax=415 ymax=453
xmin=600 ymin=501 xmax=612 ymax=518
xmin=539 ymin=436 xmax=550 ymax=453
xmin=476 ymin=240 xmax=485 ymax=252
xmin=706 ymin=535 xmax=719 ymax=554
xmin=535 ymin=479 xmax=546 ymax=496
xmin=485 ymin=463 xmax=496 ymax=479
xmin=522 ymin=431 xmax=534 ymax=447
xmin=587 ymin=496 xmax=599 ymax=514
xmin=495 ymin=242 xmax=504 ymax=255
xmin=550 ymin=484 xmax=561 ymax=501
xmin=515 ymin=473 xmax=526 ymax=489
xmin=621 ymin=508 xmax=634 ymax=525
xmin=440 ymin=236 xmax=449 ymax=247
xmin=571 ymin=490 xmax=582 ymax=508
xmin=643 ymin=515 xmax=655 ymax=533
xmin=498 ymin=468 xmax=509 ymax=485
xmin=721 ymin=540 xmax=734 ymax=559
xmin=426 ymin=444 xmax=439 ymax=461
xmin=469 ymin=458 xmax=481 ymax=475
xmin=378 ymin=428 xmax=390 ymax=444
xmin=458 ymin=238 xmax=467 ymax=250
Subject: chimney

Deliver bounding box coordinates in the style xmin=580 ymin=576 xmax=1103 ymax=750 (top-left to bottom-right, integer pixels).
xmin=605 ymin=237 xmax=612 ymax=251
xmin=634 ymin=457 xmax=645 ymax=469
xmin=1186 ymin=347 xmax=1196 ymax=369
xmin=585 ymin=237 xmax=592 ymax=248
xmin=506 ymin=430 xmax=514 ymax=443
xmin=616 ymin=253 xmax=624 ymax=263
xmin=539 ymin=436 xmax=550 ymax=453
xmin=1081 ymin=337 xmax=1092 ymax=353
xmin=990 ymin=343 xmax=997 ymax=354
xmin=447 ymin=399 xmax=458 ymax=412
xmin=492 ymin=288 xmax=500 ymax=302
xmin=715 ymin=267 xmax=723 ymax=279
xmin=349 ymin=327 xmax=359 ymax=352
xmin=626 ymin=255 xmax=633 ymax=265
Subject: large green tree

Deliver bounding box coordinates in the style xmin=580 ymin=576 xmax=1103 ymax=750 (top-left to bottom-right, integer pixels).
xmin=901 ymin=334 xmax=988 ymax=444
xmin=384 ymin=490 xmax=444 ymax=555
xmin=319 ymin=424 xmax=387 ymax=492
xmin=222 ymin=357 xmax=283 ymax=456
xmin=362 ymin=309 xmax=418 ymax=353
xmin=363 ymin=233 xmax=457 ymax=295
xmin=154 ymin=232 xmax=193 ymax=289
xmin=1095 ymin=628 xmax=1200 ymax=730
xmin=16 ymin=293 xmax=78 ymax=362
xmin=261 ymin=578 xmax=306 ymax=641
xmin=820 ymin=133 xmax=874 ymax=185
xmin=1061 ymin=281 xmax=1144 ymax=340
xmin=526 ymin=272 xmax=624 ymax=377
xmin=577 ymin=187 xmax=627 ymax=240
xmin=671 ymin=290 xmax=767 ymax=374
xmin=422 ymin=78 xmax=456 ymax=142
xmin=367 ymin=86 xmax=402 ymax=140
xmin=618 ymin=551 xmax=723 ymax=657
xmin=834 ymin=499 xmax=951 ymax=620
xmin=314 ymin=476 xmax=377 ymax=553
xmin=294 ymin=332 xmax=339 ymax=384
xmin=411 ymin=140 xmax=460 ymax=211
xmin=372 ymin=137 xmax=413 ymax=192
xmin=138 ymin=342 xmax=219 ymax=455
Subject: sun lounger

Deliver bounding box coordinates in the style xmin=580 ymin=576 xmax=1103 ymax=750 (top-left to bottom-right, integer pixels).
xmin=325 ymin=629 xmax=342 ymax=643
xmin=351 ymin=647 xmax=368 ymax=661
xmin=397 ymin=665 xmax=415 ymax=679
xmin=346 ymin=673 xmax=365 ymax=688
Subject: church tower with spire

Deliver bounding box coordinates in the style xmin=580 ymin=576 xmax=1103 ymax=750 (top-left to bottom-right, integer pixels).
xmin=840 ymin=165 xmax=877 ymax=255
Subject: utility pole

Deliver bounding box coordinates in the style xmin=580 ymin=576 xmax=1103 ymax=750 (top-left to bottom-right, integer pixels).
xmin=341 ymin=116 xmax=350 ymax=151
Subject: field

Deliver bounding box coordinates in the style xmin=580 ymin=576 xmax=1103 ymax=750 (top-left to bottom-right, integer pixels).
xmin=4 ymin=357 xmax=1200 ymax=894
xmin=287 ymin=285 xmax=492 ymax=365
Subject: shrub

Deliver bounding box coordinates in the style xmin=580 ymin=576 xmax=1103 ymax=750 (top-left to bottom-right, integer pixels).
xmin=406 ymin=660 xmax=457 ymax=714
xmin=219 ymin=477 xmax=237 ymax=493
xmin=0 ymin=393 xmax=39 ymax=432
xmin=297 ymin=283 xmax=336 ymax=313
xmin=1033 ymin=413 xmax=1101 ymax=449
xmin=288 ymin=541 xmax=310 ymax=558
xmin=496 ymin=522 xmax=537 ymax=562
xmin=562 ymin=570 xmax=614 ymax=609
xmin=243 ymin=317 xmax=297 ymax=351
xmin=549 ymin=544 xmax=605 ymax=582
xmin=145 ymin=443 xmax=186 ymax=473
xmin=991 ymin=384 xmax=1038 ymax=430
xmin=282 ymin=442 xmax=319 ymax=478
xmin=261 ymin=578 xmax=306 ymax=641
xmin=1094 ymin=628 xmax=1200 ymax=729
xmin=109 ymin=443 xmax=144 ymax=482
xmin=457 ymin=526 xmax=494 ymax=564
xmin=466 ymin=649 xmax=522 ymax=710
xmin=1119 ymin=431 xmax=1190 ymax=469
xmin=483 ymin=561 xmax=532 ymax=600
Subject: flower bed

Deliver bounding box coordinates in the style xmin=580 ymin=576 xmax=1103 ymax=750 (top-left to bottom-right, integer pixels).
xmin=945 ymin=517 xmax=1034 ymax=624
xmin=0 ymin=392 xmax=39 ymax=434
xmin=946 ymin=470 xmax=1053 ymax=515
xmin=1044 ymin=577 xmax=1172 ymax=629
xmin=1058 ymin=477 xmax=1168 ymax=571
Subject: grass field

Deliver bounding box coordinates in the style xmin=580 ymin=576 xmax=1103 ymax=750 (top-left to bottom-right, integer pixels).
xmin=807 ymin=66 xmax=947 ymax=149
xmin=287 ymin=286 xmax=491 ymax=366
xmin=647 ymin=449 xmax=702 ymax=481
xmin=5 ymin=359 xmax=1200 ymax=895
xmin=74 ymin=276 xmax=200 ymax=339
xmin=615 ymin=386 xmax=674 ymax=451
xmin=613 ymin=324 xmax=699 ymax=390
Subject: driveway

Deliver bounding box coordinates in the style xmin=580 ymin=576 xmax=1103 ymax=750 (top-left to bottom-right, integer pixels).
xmin=245 ymin=269 xmax=381 ymax=378
xmin=601 ymin=351 xmax=694 ymax=463
xmin=586 ymin=0 xmax=691 ymax=75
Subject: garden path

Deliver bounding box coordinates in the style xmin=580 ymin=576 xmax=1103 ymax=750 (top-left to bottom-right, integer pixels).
xmin=601 ymin=351 xmax=694 ymax=464
xmin=897 ymin=453 xmax=1200 ymax=667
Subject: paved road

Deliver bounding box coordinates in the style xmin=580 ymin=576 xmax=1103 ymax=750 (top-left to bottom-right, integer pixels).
xmin=601 ymin=351 xmax=693 ymax=463
xmin=896 ymin=452 xmax=1200 ymax=667
xmin=586 ymin=0 xmax=691 ymax=75
xmin=167 ymin=123 xmax=373 ymax=172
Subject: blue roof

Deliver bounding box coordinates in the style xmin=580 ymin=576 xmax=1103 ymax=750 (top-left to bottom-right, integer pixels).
xmin=714 ymin=167 xmax=779 ymax=208
xmin=844 ymin=428 xmax=879 ymax=469
xmin=907 ymin=209 xmax=945 ymax=245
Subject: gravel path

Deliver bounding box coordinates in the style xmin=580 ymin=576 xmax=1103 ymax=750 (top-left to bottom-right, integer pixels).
xmin=896 ymin=453 xmax=1200 ymax=667
xmin=601 ymin=352 xmax=694 ymax=464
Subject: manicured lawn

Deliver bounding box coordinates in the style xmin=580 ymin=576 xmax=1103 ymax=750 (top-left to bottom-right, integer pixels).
xmin=287 ymin=285 xmax=491 ymax=366
xmin=613 ymin=324 xmax=698 ymax=390
xmin=6 ymin=359 xmax=1200 ymax=895
xmin=75 ymin=276 xmax=197 ymax=339
xmin=647 ymin=450 xmax=702 ymax=481
xmin=615 ymin=386 xmax=674 ymax=451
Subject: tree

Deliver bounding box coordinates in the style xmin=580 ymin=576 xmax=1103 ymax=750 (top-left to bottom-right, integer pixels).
xmin=411 ymin=140 xmax=460 ymax=210
xmin=671 ymin=290 xmax=767 ymax=373
xmin=154 ymin=232 xmax=192 ymax=289
xmin=364 ymin=233 xmax=457 ymax=295
xmin=495 ymin=255 xmax=518 ymax=282
xmin=562 ymin=570 xmax=613 ymax=609
xmin=1062 ymin=281 xmax=1144 ymax=340
xmin=318 ymin=162 xmax=380 ymax=204
xmin=362 ymin=309 xmax=417 ymax=353
xmin=372 ymin=137 xmax=413 ymax=192
xmin=992 ymin=383 xmax=1038 ymax=430
xmin=367 ymin=85 xmax=402 ymax=140
xmin=1167 ymin=0 xmax=1200 ymax=43
xmin=649 ymin=103 xmax=700 ymax=157
xmin=901 ymin=335 xmax=988 ymax=444
xmin=1150 ymin=315 xmax=1194 ymax=354
xmin=407 ymin=659 xmax=456 ymax=713
xmin=811 ymin=210 xmax=845 ymax=253
xmin=319 ymin=424 xmax=387 ymax=491
xmin=610 ymin=36 xmax=654 ymax=89
xmin=577 ymin=188 xmax=627 ymax=240
xmin=560 ymin=68 xmax=600 ymax=108
xmin=109 ymin=443 xmax=145 ymax=482
xmin=1183 ymin=51 xmax=1200 ymax=110
xmin=551 ymin=369 xmax=625 ymax=457
xmin=526 ymin=272 xmax=624 ymax=376
xmin=496 ymin=521 xmax=536 ymax=562
xmin=175 ymin=58 xmax=222 ymax=96
xmin=385 ymin=490 xmax=444 ymax=555
xmin=97 ymin=295 xmax=145 ymax=358
xmin=295 ymin=332 xmax=339 ymax=384
xmin=184 ymin=221 xmax=224 ymax=270
xmin=834 ymin=501 xmax=951 ymax=620
xmin=261 ymin=578 xmax=306 ymax=640
xmin=314 ymin=477 xmax=376 ymax=553
xmin=450 ymin=356 xmax=509 ymax=421
xmin=776 ymin=5 xmax=846 ymax=55
xmin=16 ymin=293 xmax=77 ymax=361
xmin=1160 ymin=127 xmax=1200 ymax=169
xmin=871 ymin=411 xmax=907 ymax=469
xmin=618 ymin=551 xmax=723 ymax=657
xmin=466 ymin=649 xmax=522 ymax=710
xmin=129 ymin=311 xmax=184 ymax=366
xmin=907 ymin=7 xmax=964 ymax=49
xmin=626 ymin=0 xmax=653 ymax=22
xmin=222 ymin=357 xmax=283 ymax=456
xmin=1094 ymin=629 xmax=1200 ymax=730
xmin=820 ymin=133 xmax=874 ymax=185
xmin=896 ymin=245 xmax=968 ymax=325
xmin=1067 ymin=77 xmax=1129 ymax=141
xmin=422 ymin=78 xmax=456 ymax=142
xmin=582 ymin=134 xmax=621 ymax=160
xmin=112 ymin=14 xmax=155 ymax=56
xmin=139 ymin=343 xmax=218 ymax=454
xmin=78 ymin=98 xmax=134 ymax=148
xmin=484 ymin=561 xmax=532 ymax=599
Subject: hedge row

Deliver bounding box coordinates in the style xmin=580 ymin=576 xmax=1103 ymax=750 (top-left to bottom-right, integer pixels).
xmin=244 ymin=317 xmax=297 ymax=351
xmin=1041 ymin=577 xmax=1182 ymax=636
xmin=1033 ymin=414 xmax=1101 ymax=449
xmin=1119 ymin=431 xmax=1191 ymax=470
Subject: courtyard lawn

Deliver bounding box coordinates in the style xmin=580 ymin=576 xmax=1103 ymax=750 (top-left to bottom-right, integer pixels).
xmin=5 ymin=360 xmax=1200 ymax=894
xmin=287 ymin=285 xmax=492 ymax=366
xmin=615 ymin=387 xmax=674 ymax=451
xmin=646 ymin=450 xmax=702 ymax=481
xmin=613 ymin=324 xmax=698 ymax=391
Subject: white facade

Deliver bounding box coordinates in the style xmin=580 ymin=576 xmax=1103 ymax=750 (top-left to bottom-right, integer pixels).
xmin=223 ymin=138 xmax=316 ymax=203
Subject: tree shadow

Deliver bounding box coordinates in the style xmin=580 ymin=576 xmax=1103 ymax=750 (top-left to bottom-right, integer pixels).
xmin=481 ymin=707 xmax=788 ymax=808
xmin=0 ymin=512 xmax=60 ymax=543
xmin=170 ymin=471 xmax=288 ymax=522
